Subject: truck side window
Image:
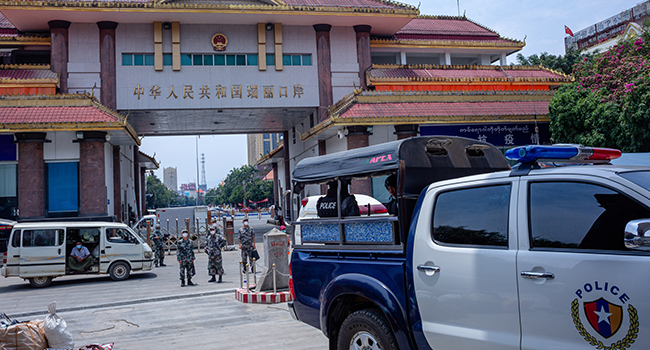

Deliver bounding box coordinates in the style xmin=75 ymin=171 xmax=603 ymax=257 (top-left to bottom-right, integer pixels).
xmin=22 ymin=229 xmax=59 ymax=247
xmin=529 ymin=182 xmax=650 ymax=251
xmin=432 ymin=184 xmax=510 ymax=247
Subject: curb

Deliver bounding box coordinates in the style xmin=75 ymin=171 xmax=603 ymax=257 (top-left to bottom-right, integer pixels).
xmin=8 ymin=288 xmax=236 ymax=319
xmin=235 ymin=288 xmax=292 ymax=304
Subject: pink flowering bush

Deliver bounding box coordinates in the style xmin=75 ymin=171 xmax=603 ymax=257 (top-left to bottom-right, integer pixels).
xmin=550 ymin=22 xmax=650 ymax=152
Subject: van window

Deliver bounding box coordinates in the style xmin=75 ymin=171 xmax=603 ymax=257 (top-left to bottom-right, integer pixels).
xmin=11 ymin=230 xmax=20 ymax=247
xmin=106 ymin=228 xmax=136 ymax=244
xmin=22 ymin=229 xmax=60 ymax=247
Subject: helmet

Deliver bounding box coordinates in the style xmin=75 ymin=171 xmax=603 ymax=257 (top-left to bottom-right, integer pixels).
xmin=280 ymin=225 xmax=286 ymax=230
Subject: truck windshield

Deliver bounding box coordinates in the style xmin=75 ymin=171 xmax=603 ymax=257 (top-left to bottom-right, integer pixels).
xmin=619 ymin=171 xmax=650 ymax=191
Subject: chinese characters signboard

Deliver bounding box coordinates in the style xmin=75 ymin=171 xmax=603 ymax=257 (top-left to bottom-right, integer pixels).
xmin=420 ymin=123 xmax=550 ymax=147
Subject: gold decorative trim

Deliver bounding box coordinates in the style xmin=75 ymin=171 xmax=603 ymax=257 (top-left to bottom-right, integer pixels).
xmin=0 ymin=79 xmax=58 ymax=84
xmin=0 ymin=64 xmax=51 ymax=70
xmin=0 ymin=93 xmax=140 ymax=145
xmin=370 ymin=38 xmax=524 ymax=49
xmin=0 ymin=1 xmax=419 ymax=15
xmin=366 ymin=64 xmax=574 ymax=85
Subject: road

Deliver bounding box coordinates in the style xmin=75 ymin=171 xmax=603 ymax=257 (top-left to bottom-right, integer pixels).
xmin=0 ymin=223 xmax=322 ymax=349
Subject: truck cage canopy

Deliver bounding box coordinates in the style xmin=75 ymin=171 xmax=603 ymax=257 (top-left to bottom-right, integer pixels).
xmin=292 ymin=136 xmax=511 ymax=198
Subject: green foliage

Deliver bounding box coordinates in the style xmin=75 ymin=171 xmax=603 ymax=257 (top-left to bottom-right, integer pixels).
xmin=203 ymin=165 xmax=273 ymax=206
xmin=515 ymin=49 xmax=593 ymax=75
xmin=550 ymin=24 xmax=650 ymax=152
xmin=146 ymin=174 xmax=181 ymax=209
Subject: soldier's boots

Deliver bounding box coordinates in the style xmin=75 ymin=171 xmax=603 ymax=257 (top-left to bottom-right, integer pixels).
xmin=155 ymin=263 xmax=159 ymax=267
xmin=160 ymin=263 xmax=166 ymax=267
xmin=217 ymin=275 xmax=223 ymax=283
xmin=209 ymin=275 xmax=217 ymax=283
xmin=187 ymin=278 xmax=195 ymax=286
xmin=181 ymin=279 xmax=186 ymax=287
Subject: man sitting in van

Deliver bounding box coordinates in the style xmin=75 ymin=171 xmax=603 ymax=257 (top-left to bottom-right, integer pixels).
xmin=68 ymin=241 xmax=94 ymax=271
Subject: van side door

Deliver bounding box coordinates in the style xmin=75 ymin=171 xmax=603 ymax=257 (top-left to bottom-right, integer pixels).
xmin=104 ymin=227 xmax=143 ymax=270
xmin=19 ymin=228 xmax=66 ymax=278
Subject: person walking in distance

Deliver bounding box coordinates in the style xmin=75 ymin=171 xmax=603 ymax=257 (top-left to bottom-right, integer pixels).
xmin=152 ymin=222 xmax=166 ymax=267
xmin=238 ymin=219 xmax=255 ymax=272
xmin=177 ymin=229 xmax=195 ymax=287
xmin=205 ymin=226 xmax=227 ymax=283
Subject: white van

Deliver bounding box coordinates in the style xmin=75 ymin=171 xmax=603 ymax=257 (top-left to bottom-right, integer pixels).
xmin=1 ymin=221 xmax=154 ymax=287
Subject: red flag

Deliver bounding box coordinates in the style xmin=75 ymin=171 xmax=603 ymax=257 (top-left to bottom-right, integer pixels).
xmin=565 ymin=25 xmax=574 ymax=37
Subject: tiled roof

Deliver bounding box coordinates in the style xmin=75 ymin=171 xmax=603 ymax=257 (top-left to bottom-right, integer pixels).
xmin=339 ymin=100 xmax=549 ymax=118
xmin=368 ymin=65 xmax=572 ymax=83
xmin=0 ymin=65 xmax=58 ymax=83
xmin=282 ymin=0 xmax=399 ymax=8
xmin=0 ymin=106 xmax=118 ymax=123
xmin=396 ymin=16 xmax=498 ymax=37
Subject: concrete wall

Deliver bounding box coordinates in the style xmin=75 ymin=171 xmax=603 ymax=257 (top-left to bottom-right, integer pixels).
xmin=116 ymin=24 xmax=319 ymax=110
xmin=67 ymin=23 xmax=102 ymax=99
xmin=120 ymin=145 xmax=137 ymax=223
xmin=44 ymin=132 xmax=79 ymax=160
xmin=330 ymin=26 xmax=358 ymax=103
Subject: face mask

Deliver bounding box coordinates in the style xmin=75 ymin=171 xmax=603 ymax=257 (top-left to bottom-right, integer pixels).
xmin=210 ymin=231 xmax=216 ymax=235
xmin=243 ymin=222 xmax=249 ymax=226
xmin=182 ymin=233 xmax=188 ymax=238
xmin=76 ymin=245 xmax=81 ymax=249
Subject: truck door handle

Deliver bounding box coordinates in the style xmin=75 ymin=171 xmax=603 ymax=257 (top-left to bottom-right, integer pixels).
xmin=521 ymin=271 xmax=555 ymax=279
xmin=417 ymin=265 xmax=440 ymax=273
xmin=105 ymin=246 xmax=112 ymax=249
xmin=58 ymin=249 xmax=61 ymax=255
xmin=13 ymin=255 xmax=19 ymax=258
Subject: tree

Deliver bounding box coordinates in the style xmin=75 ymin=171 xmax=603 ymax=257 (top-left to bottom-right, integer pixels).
xmin=549 ymin=23 xmax=650 ymax=152
xmin=146 ymin=174 xmax=180 ymax=209
xmin=515 ymin=49 xmax=593 ymax=75
xmin=207 ymin=165 xmax=273 ymax=206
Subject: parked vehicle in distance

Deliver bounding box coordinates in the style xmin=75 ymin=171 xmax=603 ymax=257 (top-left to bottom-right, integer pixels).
xmin=0 ymin=219 xmax=16 ymax=254
xmin=1 ymin=221 xmax=153 ymax=288
xmin=288 ymin=137 xmax=649 ymax=350
xmin=133 ymin=206 xmax=209 ymax=235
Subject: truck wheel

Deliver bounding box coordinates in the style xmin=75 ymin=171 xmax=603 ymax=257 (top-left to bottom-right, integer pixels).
xmin=337 ymin=308 xmax=397 ymax=350
xmin=109 ymin=262 xmax=131 ymax=281
xmin=29 ymin=276 xmax=53 ymax=288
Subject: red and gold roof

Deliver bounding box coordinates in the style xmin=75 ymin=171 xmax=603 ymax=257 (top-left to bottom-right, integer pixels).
xmin=301 ymin=90 xmax=554 ymax=140
xmin=367 ymin=64 xmax=573 ymax=91
xmin=0 ymin=94 xmax=139 ymax=145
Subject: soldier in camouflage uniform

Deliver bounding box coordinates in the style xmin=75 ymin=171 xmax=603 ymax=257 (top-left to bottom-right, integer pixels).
xmin=238 ymin=219 xmax=256 ymax=273
xmin=205 ymin=226 xmax=227 ymax=283
xmin=152 ymin=223 xmax=166 ymax=267
xmin=177 ymin=230 xmax=195 ymax=287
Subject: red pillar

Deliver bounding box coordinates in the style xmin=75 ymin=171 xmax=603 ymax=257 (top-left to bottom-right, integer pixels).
xmin=98 ymin=21 xmax=118 ymax=110
xmin=395 ymin=124 xmax=419 ymax=140
xmin=78 ymin=131 xmax=107 ymax=216
xmin=314 ymin=24 xmax=333 ymax=123
xmin=48 ymin=20 xmax=70 ymax=93
xmin=346 ymin=126 xmax=372 ymax=195
xmin=354 ymin=25 xmax=372 ymax=90
xmin=113 ymin=145 xmax=122 ymax=222
xmin=16 ymin=133 xmax=48 ymax=219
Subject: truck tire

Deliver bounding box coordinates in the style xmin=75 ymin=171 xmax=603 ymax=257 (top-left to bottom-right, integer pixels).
xmin=109 ymin=262 xmax=131 ymax=281
xmin=29 ymin=276 xmax=53 ymax=288
xmin=337 ymin=308 xmax=397 ymax=350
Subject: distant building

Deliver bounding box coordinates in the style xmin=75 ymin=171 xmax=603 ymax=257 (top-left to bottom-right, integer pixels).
xmin=565 ymin=1 xmax=650 ymax=53
xmin=181 ymin=183 xmax=197 ymax=198
xmin=247 ymin=133 xmax=282 ymax=165
xmin=163 ymin=166 xmax=177 ymax=192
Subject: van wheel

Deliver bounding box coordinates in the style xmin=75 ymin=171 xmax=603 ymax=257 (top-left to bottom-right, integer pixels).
xmin=109 ymin=262 xmax=131 ymax=281
xmin=29 ymin=276 xmax=53 ymax=288
xmin=337 ymin=308 xmax=397 ymax=350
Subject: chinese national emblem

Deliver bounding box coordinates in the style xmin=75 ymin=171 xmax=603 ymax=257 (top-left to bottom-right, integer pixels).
xmin=212 ymin=33 xmax=228 ymax=51
xmin=572 ymin=297 xmax=639 ymax=349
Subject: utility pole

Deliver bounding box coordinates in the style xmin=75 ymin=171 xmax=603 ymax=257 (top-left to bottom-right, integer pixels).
xmin=195 ymin=136 xmax=200 ymax=206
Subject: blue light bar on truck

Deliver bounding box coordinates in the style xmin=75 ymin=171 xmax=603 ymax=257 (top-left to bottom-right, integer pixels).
xmin=505 ymin=145 xmax=622 ymax=164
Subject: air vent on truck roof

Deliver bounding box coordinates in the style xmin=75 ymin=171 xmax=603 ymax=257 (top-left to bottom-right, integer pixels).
xmin=425 ymin=138 xmax=452 ymax=156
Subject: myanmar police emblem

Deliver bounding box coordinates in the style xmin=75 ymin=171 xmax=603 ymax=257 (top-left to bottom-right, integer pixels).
xmin=572 ymin=283 xmax=639 ymax=349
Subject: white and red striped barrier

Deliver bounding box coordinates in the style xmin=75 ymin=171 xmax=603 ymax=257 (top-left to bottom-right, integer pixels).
xmin=235 ymin=287 xmax=292 ymax=304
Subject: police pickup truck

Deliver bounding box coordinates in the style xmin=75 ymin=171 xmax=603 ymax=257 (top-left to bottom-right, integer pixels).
xmin=287 ymin=136 xmax=650 ymax=350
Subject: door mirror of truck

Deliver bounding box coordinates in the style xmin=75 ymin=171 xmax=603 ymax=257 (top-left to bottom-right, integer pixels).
xmin=624 ymin=219 xmax=650 ymax=251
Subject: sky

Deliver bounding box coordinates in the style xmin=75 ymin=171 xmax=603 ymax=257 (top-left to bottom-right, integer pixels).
xmin=140 ymin=0 xmax=639 ymax=190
